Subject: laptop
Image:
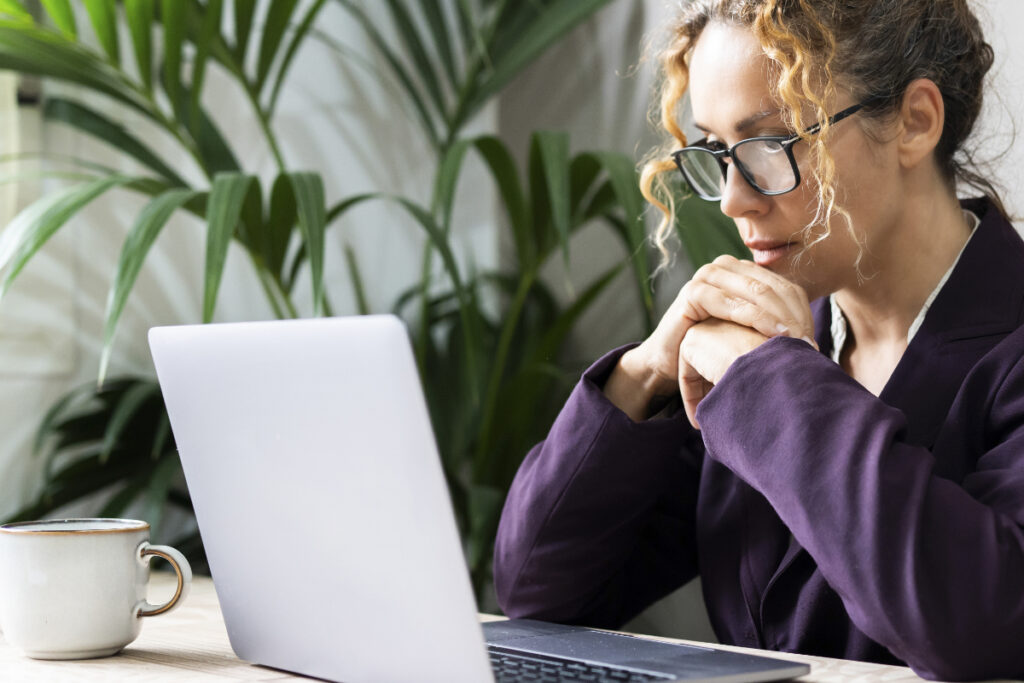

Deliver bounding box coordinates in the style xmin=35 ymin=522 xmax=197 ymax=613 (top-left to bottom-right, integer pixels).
xmin=149 ymin=315 xmax=810 ymax=683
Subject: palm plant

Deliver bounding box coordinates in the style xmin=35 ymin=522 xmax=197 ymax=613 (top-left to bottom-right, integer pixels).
xmin=0 ymin=0 xmax=744 ymax=598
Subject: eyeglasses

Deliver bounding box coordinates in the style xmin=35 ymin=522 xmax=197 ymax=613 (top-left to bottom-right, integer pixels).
xmin=671 ymin=101 xmax=868 ymax=201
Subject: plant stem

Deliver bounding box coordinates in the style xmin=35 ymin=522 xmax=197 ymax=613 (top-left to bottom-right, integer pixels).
xmin=216 ymin=51 xmax=287 ymax=174
xmin=250 ymin=251 xmax=299 ymax=320
xmin=118 ymin=68 xmax=211 ymax=182
xmin=414 ymin=238 xmax=433 ymax=372
xmin=251 ymin=91 xmax=287 ymax=173
xmin=271 ymin=273 xmax=300 ymax=319
xmin=255 ymin=267 xmax=288 ymax=319
xmin=472 ymin=269 xmax=535 ymax=484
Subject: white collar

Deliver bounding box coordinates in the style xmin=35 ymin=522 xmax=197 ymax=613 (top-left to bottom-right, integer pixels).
xmin=828 ymin=209 xmax=981 ymax=364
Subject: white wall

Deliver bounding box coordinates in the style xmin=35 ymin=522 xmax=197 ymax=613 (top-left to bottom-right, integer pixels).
xmin=976 ymin=0 xmax=1024 ymax=222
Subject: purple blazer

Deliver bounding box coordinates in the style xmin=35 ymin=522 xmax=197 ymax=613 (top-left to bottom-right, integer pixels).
xmin=494 ymin=198 xmax=1024 ymax=681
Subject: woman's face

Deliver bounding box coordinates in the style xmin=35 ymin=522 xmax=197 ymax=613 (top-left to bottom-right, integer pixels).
xmin=687 ymin=22 xmax=902 ymax=300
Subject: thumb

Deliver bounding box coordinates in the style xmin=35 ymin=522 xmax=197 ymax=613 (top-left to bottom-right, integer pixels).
xmin=678 ymin=346 xmax=711 ymax=430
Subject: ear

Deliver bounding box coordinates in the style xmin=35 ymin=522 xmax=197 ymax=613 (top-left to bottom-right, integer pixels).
xmin=897 ymin=78 xmax=945 ymax=170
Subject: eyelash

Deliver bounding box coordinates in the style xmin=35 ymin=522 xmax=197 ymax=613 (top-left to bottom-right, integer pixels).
xmin=698 ymin=137 xmax=727 ymax=152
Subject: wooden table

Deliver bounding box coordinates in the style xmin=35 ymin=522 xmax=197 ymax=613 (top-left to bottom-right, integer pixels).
xmin=0 ymin=573 xmax=1007 ymax=681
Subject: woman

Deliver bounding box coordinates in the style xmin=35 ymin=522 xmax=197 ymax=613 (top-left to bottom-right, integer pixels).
xmin=493 ymin=1 xmax=1024 ymax=680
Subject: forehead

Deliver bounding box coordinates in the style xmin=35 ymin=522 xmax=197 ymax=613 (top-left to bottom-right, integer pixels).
xmin=687 ymin=21 xmax=778 ymax=133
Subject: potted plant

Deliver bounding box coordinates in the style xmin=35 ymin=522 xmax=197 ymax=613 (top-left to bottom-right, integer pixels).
xmin=0 ymin=0 xmax=743 ymax=600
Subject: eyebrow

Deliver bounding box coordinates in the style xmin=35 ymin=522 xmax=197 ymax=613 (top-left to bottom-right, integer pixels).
xmin=694 ymin=109 xmax=778 ymax=136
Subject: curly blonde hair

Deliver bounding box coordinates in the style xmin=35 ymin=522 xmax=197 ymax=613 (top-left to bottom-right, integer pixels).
xmin=643 ymin=0 xmax=1001 ymax=268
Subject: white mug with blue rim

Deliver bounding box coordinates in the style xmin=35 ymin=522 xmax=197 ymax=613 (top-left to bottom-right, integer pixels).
xmin=0 ymin=518 xmax=191 ymax=659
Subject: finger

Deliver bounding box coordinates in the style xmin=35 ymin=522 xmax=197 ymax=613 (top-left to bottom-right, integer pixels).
xmin=699 ymin=256 xmax=814 ymax=339
xmin=694 ymin=259 xmax=800 ymax=334
xmin=684 ymin=271 xmax=796 ymax=340
xmin=682 ymin=280 xmax=786 ymax=339
xmin=678 ymin=343 xmax=711 ymax=430
xmin=730 ymin=258 xmax=814 ymax=336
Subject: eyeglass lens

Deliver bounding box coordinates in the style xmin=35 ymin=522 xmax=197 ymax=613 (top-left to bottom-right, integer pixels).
xmin=677 ymin=138 xmax=797 ymax=199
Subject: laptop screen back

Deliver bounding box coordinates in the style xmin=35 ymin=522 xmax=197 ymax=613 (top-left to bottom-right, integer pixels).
xmin=150 ymin=315 xmax=492 ymax=682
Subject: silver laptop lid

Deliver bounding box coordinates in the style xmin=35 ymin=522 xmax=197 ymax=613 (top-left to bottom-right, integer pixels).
xmin=149 ymin=315 xmax=493 ymax=682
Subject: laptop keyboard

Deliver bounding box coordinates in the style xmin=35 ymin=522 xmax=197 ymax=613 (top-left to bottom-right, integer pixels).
xmin=488 ymin=646 xmax=674 ymax=682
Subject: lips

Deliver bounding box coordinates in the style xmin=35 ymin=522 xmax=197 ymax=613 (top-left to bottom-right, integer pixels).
xmin=745 ymin=240 xmax=797 ymax=267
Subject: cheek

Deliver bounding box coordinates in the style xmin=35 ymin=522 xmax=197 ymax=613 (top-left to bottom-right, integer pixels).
xmin=775 ymin=180 xmax=822 ymax=237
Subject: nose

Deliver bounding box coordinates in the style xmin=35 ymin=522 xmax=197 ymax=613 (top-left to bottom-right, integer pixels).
xmin=718 ymin=163 xmax=769 ymax=219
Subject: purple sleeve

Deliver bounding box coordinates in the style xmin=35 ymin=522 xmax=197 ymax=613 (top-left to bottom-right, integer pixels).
xmin=493 ymin=346 xmax=705 ymax=628
xmin=697 ymin=336 xmax=1024 ymax=681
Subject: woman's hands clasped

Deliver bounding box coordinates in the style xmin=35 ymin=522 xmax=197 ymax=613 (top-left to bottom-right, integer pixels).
xmin=604 ymin=254 xmax=816 ymax=427
xmin=677 ymin=255 xmax=817 ymax=428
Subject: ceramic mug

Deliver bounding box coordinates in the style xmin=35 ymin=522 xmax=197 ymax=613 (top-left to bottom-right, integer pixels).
xmin=0 ymin=518 xmax=192 ymax=659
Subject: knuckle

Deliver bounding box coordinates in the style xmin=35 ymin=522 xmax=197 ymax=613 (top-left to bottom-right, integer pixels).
xmin=681 ymin=333 xmax=696 ymax=355
xmin=685 ymin=279 xmax=709 ymax=303
xmin=727 ymin=295 xmax=749 ymax=312
xmin=747 ymin=278 xmax=769 ymax=296
xmin=693 ymin=263 xmax=717 ymax=282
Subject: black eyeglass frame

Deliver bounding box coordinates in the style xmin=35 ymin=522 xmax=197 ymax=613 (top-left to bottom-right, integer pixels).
xmin=671 ymin=101 xmax=868 ymax=201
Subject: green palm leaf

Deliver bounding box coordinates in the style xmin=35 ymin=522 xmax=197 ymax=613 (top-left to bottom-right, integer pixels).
xmin=100 ymin=188 xmax=199 ymax=384
xmin=141 ymin=454 xmax=179 ymax=540
xmin=99 ymin=479 xmax=144 ymax=518
xmin=419 ymin=0 xmax=458 ymax=89
xmin=0 ymin=175 xmax=135 ymax=300
xmin=151 ymin=410 xmax=171 ymax=459
xmin=433 ymin=137 xmax=471 ymax=226
xmin=288 ymin=172 xmax=326 ymax=316
xmin=0 ymin=22 xmax=152 ymax=117
xmin=0 ymin=1 xmax=31 ymax=22
xmin=267 ymin=173 xmax=297 ymax=279
xmin=204 ymin=173 xmax=255 ymax=323
xmin=674 ymin=194 xmax=750 ymax=267
xmin=323 ymin=191 xmax=481 ymax=395
xmin=451 ymin=0 xmax=615 ymax=133
xmin=534 ymin=131 xmax=571 ymax=265
xmin=333 ymin=0 xmax=439 ymax=150
xmin=453 ymin=0 xmax=483 ymax=65
xmin=168 ymin=83 xmax=241 ymax=176
xmin=40 ymin=0 xmax=75 ymax=38
xmin=33 ymin=382 xmax=99 ymax=455
xmin=267 ymin=0 xmax=328 ymax=116
xmin=531 ymin=262 xmax=624 ymax=366
xmin=472 ymin=137 xmax=529 ymax=242
xmin=84 ymin=0 xmax=118 ymax=65
xmin=233 ymin=0 xmax=256 ymax=64
xmin=383 ymin=0 xmax=446 ymax=118
xmin=160 ymin=0 xmax=185 ymax=120
xmin=44 ymin=97 xmax=187 ymax=187
xmin=588 ymin=151 xmax=653 ymax=323
xmin=190 ymin=0 xmax=222 ymax=130
xmin=238 ymin=177 xmax=264 ymax=258
xmin=255 ymin=0 xmax=299 ymax=93
xmin=387 ymin=195 xmax=481 ymax=399
xmin=465 ymin=483 xmax=503 ymax=571
xmin=124 ymin=0 xmax=154 ymax=92
xmin=99 ymin=381 xmax=158 ymax=463
xmin=434 ymin=135 xmax=531 ymax=267
xmin=344 ymin=243 xmax=369 ymax=315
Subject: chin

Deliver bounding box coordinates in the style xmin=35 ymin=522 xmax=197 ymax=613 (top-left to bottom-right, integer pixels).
xmin=771 ymin=257 xmax=829 ymax=302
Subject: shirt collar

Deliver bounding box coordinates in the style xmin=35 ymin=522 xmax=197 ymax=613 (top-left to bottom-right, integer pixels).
xmin=828 ymin=209 xmax=981 ymax=364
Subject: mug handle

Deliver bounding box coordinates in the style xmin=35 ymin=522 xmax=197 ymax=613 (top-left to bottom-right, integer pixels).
xmin=136 ymin=542 xmax=193 ymax=618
